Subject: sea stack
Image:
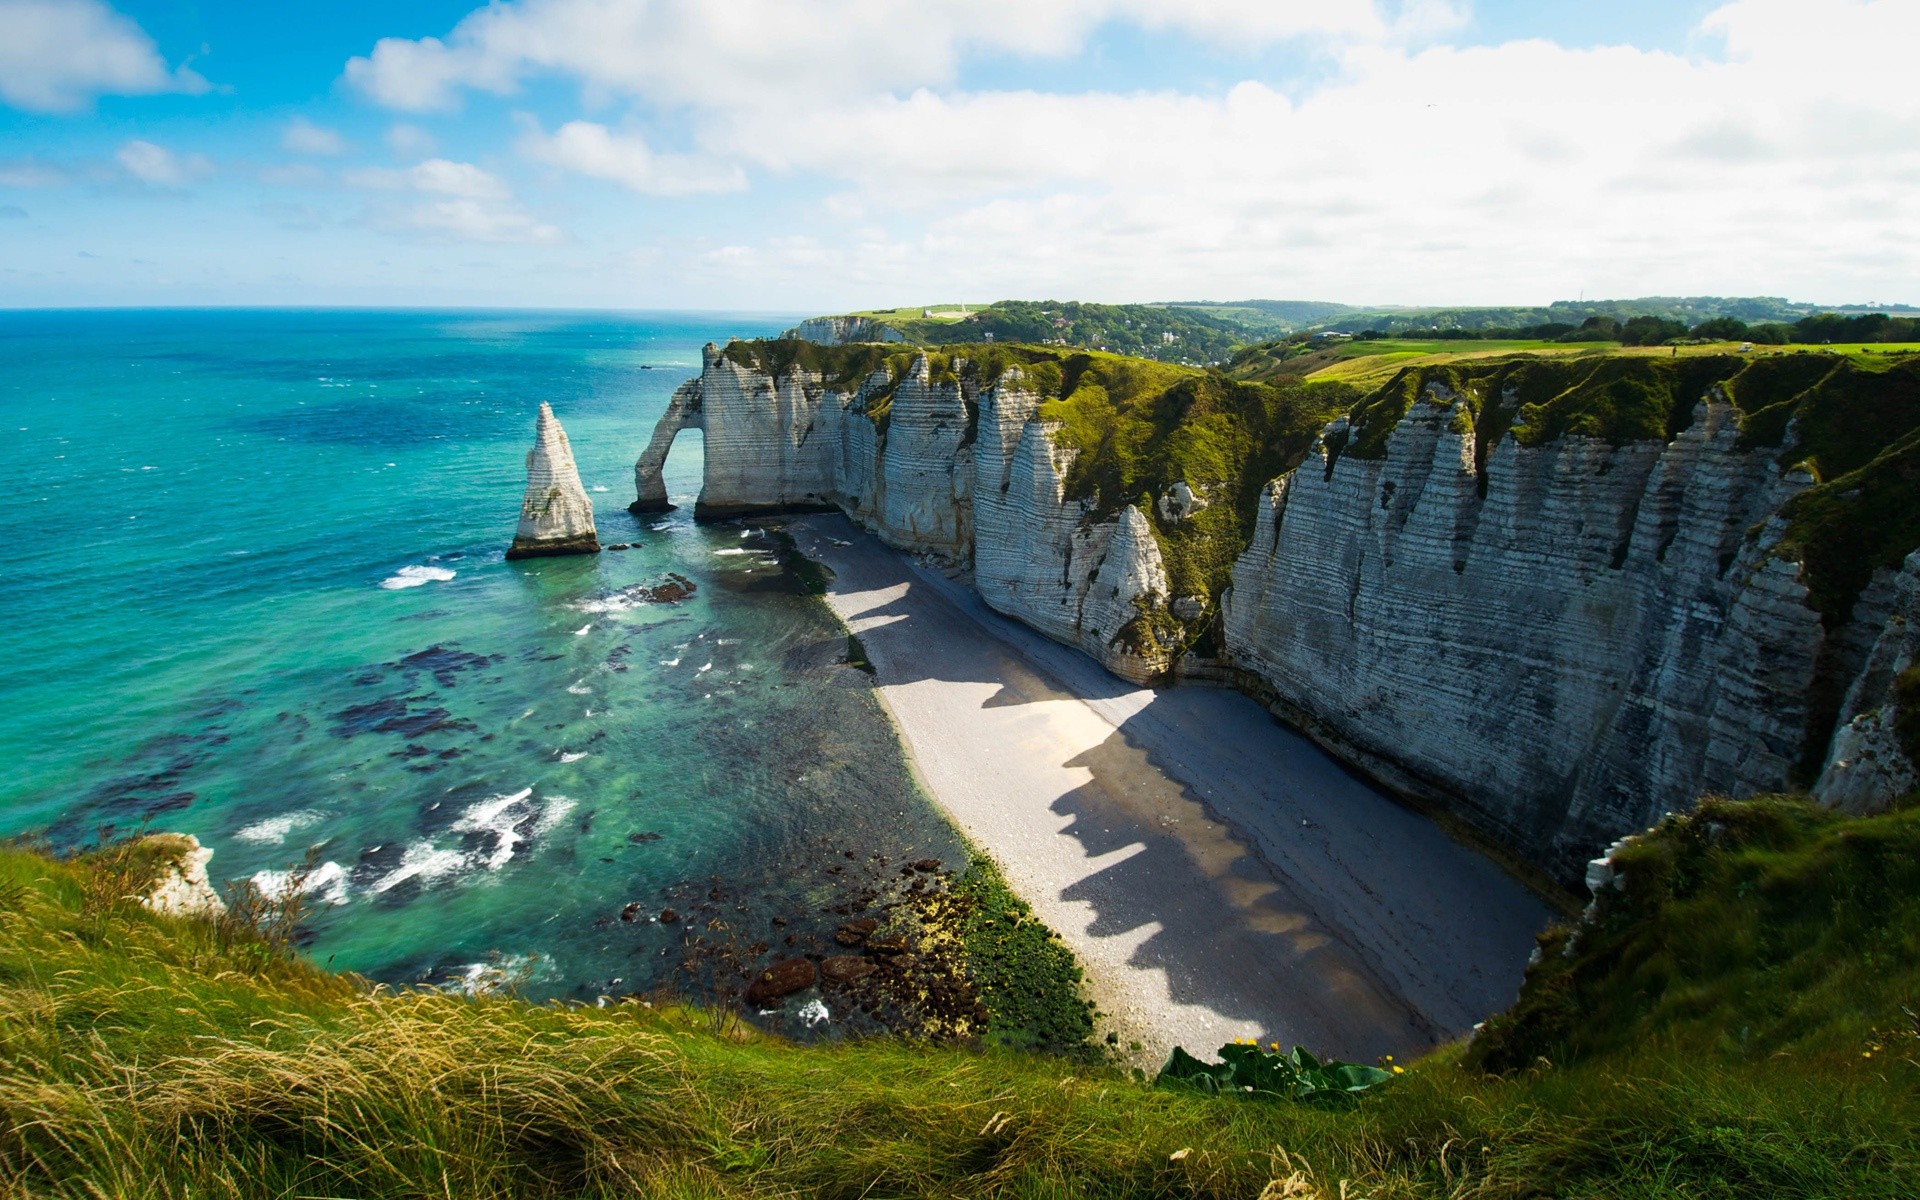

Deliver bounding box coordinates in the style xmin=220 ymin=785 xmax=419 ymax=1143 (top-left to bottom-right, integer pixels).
xmin=507 ymin=402 xmax=600 ymax=560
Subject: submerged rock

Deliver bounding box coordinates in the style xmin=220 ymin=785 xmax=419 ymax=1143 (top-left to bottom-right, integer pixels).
xmin=745 ymin=957 xmax=818 ymax=1005
xmin=507 ymin=403 xmax=599 ymax=560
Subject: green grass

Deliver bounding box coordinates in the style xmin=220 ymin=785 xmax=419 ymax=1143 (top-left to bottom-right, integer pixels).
xmin=4 ymin=802 xmax=1918 ymax=1198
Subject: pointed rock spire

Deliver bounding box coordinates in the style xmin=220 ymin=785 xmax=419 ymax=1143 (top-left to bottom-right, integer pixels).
xmin=507 ymin=402 xmax=600 ymax=560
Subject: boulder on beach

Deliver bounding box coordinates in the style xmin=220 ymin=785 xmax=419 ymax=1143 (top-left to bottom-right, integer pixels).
xmin=507 ymin=403 xmax=600 ymax=560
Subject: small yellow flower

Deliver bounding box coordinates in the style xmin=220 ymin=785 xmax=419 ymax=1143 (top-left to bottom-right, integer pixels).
xmin=1392 ymin=1065 xmax=1405 ymax=1075
xmin=1863 ymin=1051 xmax=1873 ymax=1058
xmin=1384 ymin=1055 xmax=1393 ymax=1062
xmin=1269 ymin=1042 xmax=1279 ymax=1050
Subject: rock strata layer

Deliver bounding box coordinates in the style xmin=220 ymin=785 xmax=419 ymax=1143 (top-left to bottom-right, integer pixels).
xmin=509 ymin=402 xmax=599 ymax=559
xmin=635 ymin=348 xmax=1920 ymax=878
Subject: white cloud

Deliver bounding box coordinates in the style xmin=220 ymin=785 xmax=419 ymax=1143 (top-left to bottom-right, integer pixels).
xmin=386 ymin=122 xmax=437 ymax=157
xmin=343 ymin=0 xmax=1408 ymax=113
xmin=348 ymin=157 xmax=557 ymax=244
xmin=320 ymin=0 xmax=1920 ymax=305
xmin=115 ymin=139 xmax=213 ymax=187
xmin=517 ymin=120 xmax=745 ymax=196
xmin=384 ymin=196 xmax=560 ymax=243
xmin=0 ymin=159 xmax=71 ymax=187
xmin=0 ymin=0 xmax=207 ymax=114
xmin=283 ymin=117 xmax=348 ymax=156
xmin=347 ymin=157 xmax=512 ymax=199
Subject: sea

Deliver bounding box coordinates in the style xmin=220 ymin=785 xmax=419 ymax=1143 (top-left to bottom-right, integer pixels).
xmin=0 ymin=308 xmax=966 ymax=1010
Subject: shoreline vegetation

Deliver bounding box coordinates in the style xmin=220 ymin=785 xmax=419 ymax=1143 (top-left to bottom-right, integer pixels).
xmin=4 ymin=795 xmax=1915 ymax=1197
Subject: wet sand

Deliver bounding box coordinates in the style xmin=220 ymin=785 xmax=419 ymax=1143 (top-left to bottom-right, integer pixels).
xmin=793 ymin=514 xmax=1553 ymax=1064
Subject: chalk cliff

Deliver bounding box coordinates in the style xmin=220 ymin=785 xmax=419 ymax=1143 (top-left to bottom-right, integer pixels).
xmin=635 ymin=344 xmax=1920 ymax=876
xmin=781 ymin=315 xmax=906 ymax=345
xmin=509 ymin=402 xmax=599 ymax=559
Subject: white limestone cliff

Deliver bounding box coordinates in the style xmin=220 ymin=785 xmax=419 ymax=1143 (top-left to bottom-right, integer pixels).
xmin=633 ymin=352 xmax=1917 ymax=876
xmin=508 ymin=403 xmax=599 ymax=559
xmin=782 ymin=315 xmax=907 ymax=345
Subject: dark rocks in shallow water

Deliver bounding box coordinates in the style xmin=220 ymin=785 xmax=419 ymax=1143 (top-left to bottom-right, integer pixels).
xmin=620 ymin=902 xmax=642 ymax=922
xmin=143 ymin=792 xmax=194 ymax=816
xmin=658 ymin=908 xmax=679 ymax=924
xmin=626 ymin=831 xmax=661 ymax=845
xmin=819 ymin=955 xmax=876 ymax=986
xmin=389 ymin=645 xmax=503 ymax=688
xmin=330 ymin=696 xmax=474 ymax=739
xmin=834 ymin=917 xmax=878 ymax=947
xmin=744 ymin=957 xmax=817 ymax=1006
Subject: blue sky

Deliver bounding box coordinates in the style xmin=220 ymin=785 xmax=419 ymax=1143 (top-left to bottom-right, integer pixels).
xmin=1 ymin=0 xmax=1912 ymax=310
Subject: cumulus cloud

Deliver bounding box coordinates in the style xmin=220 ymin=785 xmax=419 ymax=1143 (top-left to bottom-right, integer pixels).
xmin=348 ymin=157 xmax=558 ymax=244
xmin=0 ymin=0 xmax=207 ymax=114
xmin=283 ymin=117 xmax=348 ymax=156
xmin=115 ymin=139 xmax=213 ymax=187
xmin=343 ymin=0 xmax=1411 ymax=112
xmin=334 ymin=0 xmax=1919 ymax=304
xmin=517 ymin=120 xmax=745 ymax=195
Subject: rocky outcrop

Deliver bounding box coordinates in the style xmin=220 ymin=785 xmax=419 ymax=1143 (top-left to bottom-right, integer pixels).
xmin=782 ymin=315 xmax=907 ymax=345
xmin=140 ymin=833 xmax=227 ymax=918
xmin=1812 ymin=551 xmax=1920 ymax=812
xmin=508 ymin=403 xmax=599 ymax=559
xmin=636 ymin=351 xmax=1920 ymax=876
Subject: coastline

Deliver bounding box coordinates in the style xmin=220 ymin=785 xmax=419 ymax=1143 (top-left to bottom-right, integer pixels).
xmin=787 ymin=513 xmax=1554 ymax=1064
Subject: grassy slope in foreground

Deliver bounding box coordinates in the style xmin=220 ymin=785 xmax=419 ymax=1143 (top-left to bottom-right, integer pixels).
xmin=3 ymin=796 xmax=1918 ymax=1198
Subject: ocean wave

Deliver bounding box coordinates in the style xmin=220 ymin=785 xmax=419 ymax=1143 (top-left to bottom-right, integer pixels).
xmin=380 ymin=565 xmax=456 ymax=590
xmin=448 ymin=952 xmax=556 ymax=997
xmin=566 ymin=683 xmax=592 ymax=695
xmin=251 ymin=860 xmax=350 ymax=906
xmin=711 ymin=548 xmax=751 ymax=556
xmin=369 ymin=842 xmax=470 ymax=894
xmin=574 ymin=624 xmax=592 ymax=636
xmin=234 ymin=810 xmax=324 ymax=845
xmin=558 ymin=751 xmax=588 ymax=763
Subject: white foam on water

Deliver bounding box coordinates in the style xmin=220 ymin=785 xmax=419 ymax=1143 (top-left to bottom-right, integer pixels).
xmin=381 ymin=565 xmax=456 ymax=590
xmin=712 ymin=548 xmax=750 ymax=556
xmin=797 ymin=998 xmax=831 ymax=1028
xmin=450 ymin=952 xmax=555 ymax=997
xmin=235 ymin=810 xmax=324 ymax=845
xmin=574 ymin=624 xmax=592 ymax=636
xmin=252 ymin=861 xmax=350 ymax=906
xmin=558 ymin=751 xmax=588 ymax=763
xmin=648 ymin=522 xmax=671 ymax=531
xmin=567 ymin=682 xmax=592 ymax=695
xmin=451 ymin=787 xmax=537 ymax=871
xmin=659 ymin=656 xmax=680 ymax=667
xmin=370 ymin=843 xmax=470 ymax=894
xmin=592 ymin=485 xmax=609 ymax=492
xmin=698 ymin=662 xmax=713 ymax=673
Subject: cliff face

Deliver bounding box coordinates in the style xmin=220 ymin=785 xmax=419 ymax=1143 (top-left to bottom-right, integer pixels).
xmin=1222 ymin=387 xmax=1828 ymax=868
xmin=636 ymin=346 xmax=1920 ymax=876
xmin=636 ymin=347 xmax=1177 ymax=681
xmin=508 ymin=402 xmax=599 ymax=559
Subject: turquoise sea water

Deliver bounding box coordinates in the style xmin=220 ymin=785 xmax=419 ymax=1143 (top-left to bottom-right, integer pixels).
xmin=0 ymin=309 xmax=964 ymax=1008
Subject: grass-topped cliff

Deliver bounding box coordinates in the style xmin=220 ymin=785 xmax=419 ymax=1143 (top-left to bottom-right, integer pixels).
xmin=719 ymin=339 xmax=1920 ymax=644
xmin=5 ymin=796 xmax=1917 ymax=1197
xmin=718 ymin=338 xmax=1357 ymax=622
xmin=1331 ymin=352 xmax=1920 ymax=626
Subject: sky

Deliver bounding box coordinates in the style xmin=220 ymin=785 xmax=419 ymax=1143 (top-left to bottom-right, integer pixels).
xmin=0 ymin=0 xmax=1914 ymax=312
